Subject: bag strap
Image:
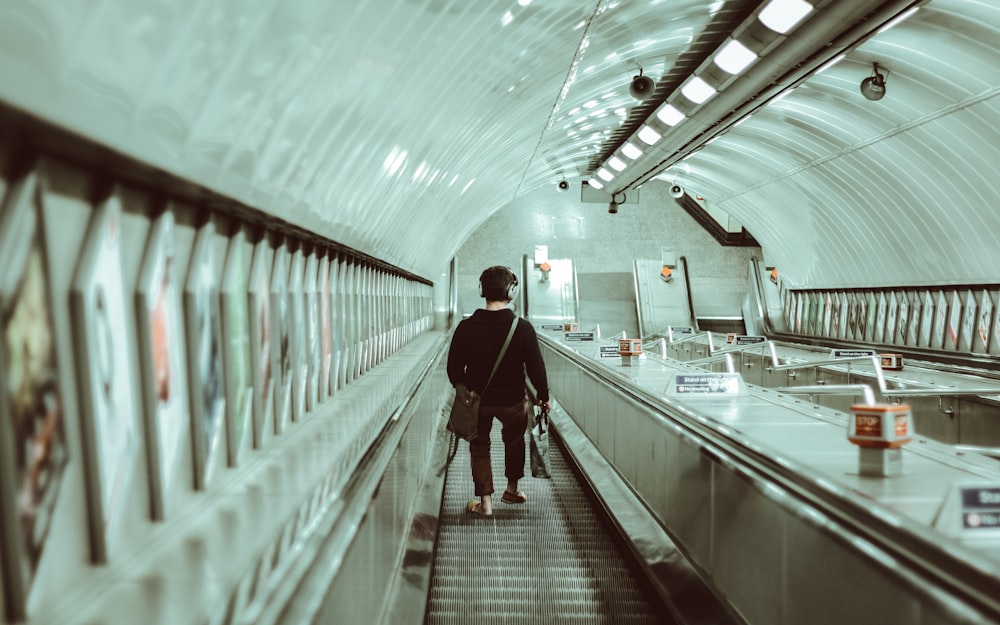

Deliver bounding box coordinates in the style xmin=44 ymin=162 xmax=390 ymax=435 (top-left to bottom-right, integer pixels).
xmin=482 ymin=316 xmax=518 ymax=394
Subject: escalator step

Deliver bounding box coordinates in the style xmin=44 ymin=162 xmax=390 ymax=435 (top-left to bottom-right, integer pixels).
xmin=426 ymin=424 xmax=663 ymax=625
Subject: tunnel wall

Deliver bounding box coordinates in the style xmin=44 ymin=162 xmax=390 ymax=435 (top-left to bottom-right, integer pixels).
xmin=0 ymin=132 xmax=436 ymax=624
xmin=456 ymin=181 xmax=759 ymax=331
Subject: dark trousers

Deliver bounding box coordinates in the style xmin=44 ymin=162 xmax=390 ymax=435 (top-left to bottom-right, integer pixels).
xmin=470 ymin=399 xmax=529 ymax=496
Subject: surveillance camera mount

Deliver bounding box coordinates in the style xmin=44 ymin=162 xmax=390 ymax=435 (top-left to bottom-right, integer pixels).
xmin=629 ymin=66 xmax=656 ymax=101
xmin=860 ymin=63 xmax=888 ymax=101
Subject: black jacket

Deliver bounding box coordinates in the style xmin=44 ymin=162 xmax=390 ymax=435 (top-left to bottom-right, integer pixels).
xmin=446 ymin=308 xmax=549 ymax=406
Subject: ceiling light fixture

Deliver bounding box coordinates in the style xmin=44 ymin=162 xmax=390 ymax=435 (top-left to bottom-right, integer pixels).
xmin=655 ymin=103 xmax=686 ymax=126
xmin=714 ymin=39 xmax=758 ymax=74
xmin=589 ymin=0 xmax=824 ymax=192
xmin=622 ymin=141 xmax=643 ymax=159
xmin=758 ymin=0 xmax=813 ymax=34
xmin=637 ymin=125 xmax=662 ymax=145
xmin=681 ymin=76 xmax=716 ymax=104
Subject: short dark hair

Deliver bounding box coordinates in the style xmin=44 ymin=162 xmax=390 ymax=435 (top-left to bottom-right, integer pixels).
xmin=479 ymin=266 xmax=516 ymax=301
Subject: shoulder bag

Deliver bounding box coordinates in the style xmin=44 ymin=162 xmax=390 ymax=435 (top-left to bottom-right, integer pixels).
xmin=447 ymin=316 xmax=519 ymax=441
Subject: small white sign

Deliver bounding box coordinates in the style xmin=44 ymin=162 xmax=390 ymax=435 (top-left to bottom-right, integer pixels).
xmin=565 ymin=331 xmax=594 ymax=342
xmin=932 ymin=483 xmax=1000 ymax=539
xmin=666 ymin=373 xmax=745 ymax=396
xmin=598 ymin=345 xmax=621 ymax=359
xmin=830 ymin=349 xmax=876 ymax=359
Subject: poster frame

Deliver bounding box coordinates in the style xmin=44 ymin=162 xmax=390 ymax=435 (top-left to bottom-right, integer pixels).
xmin=70 ymin=193 xmax=138 ymax=563
xmin=247 ymin=239 xmax=273 ymax=448
xmin=134 ymin=210 xmax=188 ymax=520
xmin=183 ymin=222 xmax=226 ymax=491
xmin=221 ymin=231 xmax=252 ymax=467
xmin=0 ymin=173 xmax=71 ymax=619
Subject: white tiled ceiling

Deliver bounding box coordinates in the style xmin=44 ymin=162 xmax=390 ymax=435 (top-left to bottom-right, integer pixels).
xmin=0 ymin=0 xmax=996 ymax=287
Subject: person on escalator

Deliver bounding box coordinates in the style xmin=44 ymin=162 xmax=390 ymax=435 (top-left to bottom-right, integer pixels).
xmin=446 ymin=265 xmax=551 ymax=517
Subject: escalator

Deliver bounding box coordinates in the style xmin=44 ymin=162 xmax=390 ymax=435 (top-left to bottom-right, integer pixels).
xmin=425 ymin=425 xmax=667 ymax=625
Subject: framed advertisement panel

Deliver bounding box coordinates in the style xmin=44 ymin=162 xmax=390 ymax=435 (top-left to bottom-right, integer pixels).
xmin=831 ymin=292 xmax=844 ymax=339
xmin=898 ymin=291 xmax=911 ymax=345
xmin=886 ymin=292 xmax=899 ymax=346
xmin=328 ymin=254 xmax=343 ymax=393
xmin=845 ymin=292 xmax=858 ymax=340
xmin=248 ymin=240 xmax=273 ymax=448
xmin=319 ymin=254 xmax=331 ymax=401
xmin=269 ymin=246 xmax=291 ymax=435
xmin=874 ymin=292 xmax=887 ymax=344
xmin=303 ymin=252 xmax=319 ymax=412
xmin=979 ymin=290 xmax=996 ymax=355
xmin=135 ymin=211 xmax=188 ymax=520
xmin=288 ymin=250 xmax=307 ymax=422
xmin=71 ymin=194 xmax=138 ymax=563
xmin=183 ymin=223 xmax=226 ymax=490
xmin=221 ymin=231 xmax=252 ymax=467
xmin=960 ymin=290 xmax=976 ymax=353
xmin=0 ymin=173 xmax=70 ymax=620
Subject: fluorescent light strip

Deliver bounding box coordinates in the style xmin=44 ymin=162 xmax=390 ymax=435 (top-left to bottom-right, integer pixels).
xmin=759 ymin=0 xmax=813 ymax=34
xmin=681 ymin=76 xmax=716 ymax=104
xmin=622 ymin=142 xmax=643 ymax=160
xmin=878 ymin=6 xmax=918 ymax=33
xmin=656 ymin=103 xmax=685 ymax=126
xmin=608 ymin=156 xmax=627 ymax=171
xmin=814 ymin=53 xmax=845 ymax=74
xmin=597 ymin=167 xmax=614 ymax=182
xmin=638 ymin=125 xmax=661 ymax=145
xmin=588 ymin=178 xmax=604 ymax=189
xmin=714 ymin=39 xmax=757 ymax=75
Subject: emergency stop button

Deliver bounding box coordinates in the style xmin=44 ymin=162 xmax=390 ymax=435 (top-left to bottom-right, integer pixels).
xmin=848 ymin=403 xmax=913 ymax=477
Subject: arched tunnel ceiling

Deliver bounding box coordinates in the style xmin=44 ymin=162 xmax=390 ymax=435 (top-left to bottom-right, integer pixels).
xmin=0 ymin=0 xmax=996 ymax=286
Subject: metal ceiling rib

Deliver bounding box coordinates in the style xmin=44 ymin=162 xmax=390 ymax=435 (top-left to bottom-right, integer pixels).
xmin=0 ymin=0 xmax=996 ymax=289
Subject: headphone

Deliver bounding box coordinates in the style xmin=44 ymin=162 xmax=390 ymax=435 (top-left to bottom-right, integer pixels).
xmin=479 ymin=266 xmax=519 ymax=301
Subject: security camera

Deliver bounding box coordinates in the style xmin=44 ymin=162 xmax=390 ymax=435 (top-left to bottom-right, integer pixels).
xmin=630 ymin=72 xmax=655 ymax=101
xmin=860 ymin=63 xmax=886 ymax=101
xmin=557 ymin=179 xmax=569 ymax=192
xmin=669 ymin=184 xmax=684 ymax=199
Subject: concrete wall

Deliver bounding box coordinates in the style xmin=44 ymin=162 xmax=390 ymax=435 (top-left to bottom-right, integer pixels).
xmin=456 ymin=179 xmax=760 ymax=332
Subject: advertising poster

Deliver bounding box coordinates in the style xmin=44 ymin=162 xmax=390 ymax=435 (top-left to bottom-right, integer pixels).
xmin=71 ymin=195 xmax=137 ymax=562
xmin=933 ymin=291 xmax=948 ymax=350
xmin=248 ymin=240 xmax=272 ymax=448
xmin=947 ymin=291 xmax=962 ymax=350
xmin=831 ymin=292 xmax=843 ymax=338
xmin=221 ymin=232 xmax=251 ymax=467
xmin=135 ymin=211 xmax=188 ymax=520
xmin=846 ymin=293 xmax=857 ymax=339
xmin=897 ymin=292 xmax=910 ymax=344
xmin=919 ymin=292 xmax=934 ymax=347
xmin=908 ymin=292 xmax=922 ymax=346
xmin=886 ymin=292 xmax=899 ymax=345
xmin=328 ymin=255 xmax=341 ymax=394
xmin=822 ymin=293 xmax=832 ymax=336
xmin=979 ymin=290 xmax=994 ymax=353
xmin=0 ymin=174 xmax=69 ymax=618
xmin=961 ymin=291 xmax=976 ymax=353
xmin=289 ymin=250 xmax=307 ymax=422
xmin=269 ymin=247 xmax=291 ymax=435
xmin=875 ymin=292 xmax=887 ymax=343
xmin=319 ymin=255 xmax=331 ymax=400
xmin=183 ymin=223 xmax=226 ymax=490
xmin=304 ymin=253 xmax=319 ymax=411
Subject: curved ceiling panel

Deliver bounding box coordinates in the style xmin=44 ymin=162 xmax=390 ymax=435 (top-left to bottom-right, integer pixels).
xmin=0 ymin=0 xmax=996 ymax=288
